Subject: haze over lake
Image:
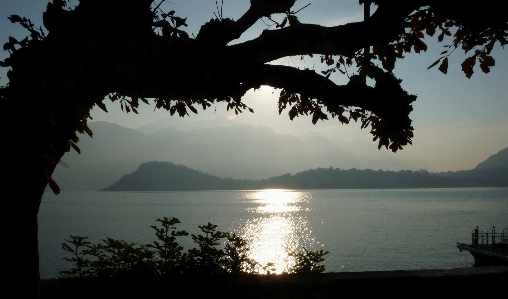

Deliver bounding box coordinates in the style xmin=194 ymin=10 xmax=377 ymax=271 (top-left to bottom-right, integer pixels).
xmin=39 ymin=188 xmax=508 ymax=279
xmin=50 ymin=120 xmax=508 ymax=192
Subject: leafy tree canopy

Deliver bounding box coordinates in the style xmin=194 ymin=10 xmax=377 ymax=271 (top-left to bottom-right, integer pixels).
xmin=1 ymin=0 xmax=506 ymax=196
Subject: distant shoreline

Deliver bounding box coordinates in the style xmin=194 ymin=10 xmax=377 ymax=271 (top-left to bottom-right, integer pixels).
xmin=98 ymin=186 xmax=508 ymax=192
xmin=102 ymin=161 xmax=508 ymax=191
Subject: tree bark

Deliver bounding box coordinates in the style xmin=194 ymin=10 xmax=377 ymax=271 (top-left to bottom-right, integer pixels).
xmin=5 ymin=94 xmax=69 ymax=298
xmin=7 ymin=156 xmax=46 ymax=298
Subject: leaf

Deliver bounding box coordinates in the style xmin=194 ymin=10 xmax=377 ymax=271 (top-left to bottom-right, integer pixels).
xmin=278 ymin=18 xmax=287 ymax=28
xmin=83 ymin=125 xmax=93 ymax=137
xmin=188 ymin=105 xmax=198 ymax=114
xmin=461 ymin=56 xmax=476 ymax=78
xmin=438 ymin=57 xmax=448 ymax=74
xmin=413 ymin=38 xmax=428 ymax=53
xmin=427 ymin=58 xmax=442 ymax=70
xmin=3 ymin=37 xmax=18 ymax=52
xmin=130 ymin=97 xmax=139 ymax=108
xmin=71 ymin=133 xmax=79 ymax=143
xmin=338 ymin=115 xmax=348 ymax=124
xmin=480 ymin=63 xmax=490 ymax=74
xmin=425 ymin=25 xmax=435 ymax=37
xmin=444 ymin=20 xmax=454 ymax=27
xmin=481 ymin=55 xmax=495 ymax=66
xmin=381 ymin=55 xmax=396 ymax=72
xmin=70 ymin=141 xmax=81 ymax=154
xmin=61 ymin=243 xmax=73 ymax=252
xmin=437 ymin=32 xmax=445 ymax=42
xmin=172 ymin=16 xmax=187 ymax=28
xmin=288 ymin=106 xmax=298 ymax=120
xmin=48 ymin=177 xmax=61 ymax=195
xmin=95 ymin=101 xmax=108 ymax=113
xmin=7 ymin=15 xmax=23 ymax=23
xmin=9 ymin=36 xmax=19 ymax=44
xmin=480 ymin=55 xmax=495 ymax=74
xmin=175 ymin=102 xmax=187 ymax=117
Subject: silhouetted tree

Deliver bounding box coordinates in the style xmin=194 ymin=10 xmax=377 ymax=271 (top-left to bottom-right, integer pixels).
xmin=1 ymin=0 xmax=506 ymax=297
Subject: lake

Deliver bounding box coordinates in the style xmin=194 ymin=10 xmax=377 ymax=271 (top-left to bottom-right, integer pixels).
xmin=39 ymin=188 xmax=508 ymax=279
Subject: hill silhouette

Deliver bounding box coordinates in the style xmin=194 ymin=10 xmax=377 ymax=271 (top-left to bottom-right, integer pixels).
xmin=102 ymin=160 xmax=508 ymax=191
xmin=53 ymin=120 xmax=428 ymax=191
xmin=474 ymin=147 xmax=508 ymax=169
xmin=102 ymin=161 xmax=252 ymax=191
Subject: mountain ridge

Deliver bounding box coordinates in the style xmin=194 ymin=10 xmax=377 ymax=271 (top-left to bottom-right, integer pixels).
xmin=102 ymin=160 xmax=508 ymax=191
xmin=52 ymin=120 xmax=432 ymax=191
xmin=474 ymin=147 xmax=508 ymax=169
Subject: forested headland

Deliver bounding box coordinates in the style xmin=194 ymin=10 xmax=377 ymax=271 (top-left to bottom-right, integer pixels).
xmin=102 ymin=161 xmax=508 ymax=191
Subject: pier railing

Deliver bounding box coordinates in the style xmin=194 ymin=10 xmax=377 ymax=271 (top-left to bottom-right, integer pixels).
xmin=471 ymin=226 xmax=508 ymax=246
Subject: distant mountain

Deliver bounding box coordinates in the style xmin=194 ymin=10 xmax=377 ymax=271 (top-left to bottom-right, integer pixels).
xmin=51 ymin=122 xmax=150 ymax=191
xmin=51 ymin=119 xmax=506 ymax=192
xmin=103 ymin=161 xmax=508 ymax=191
xmin=52 ymin=120 xmax=426 ymax=191
xmin=102 ymin=161 xmax=251 ymax=191
xmin=474 ymin=147 xmax=508 ymax=169
xmin=136 ymin=117 xmax=239 ymax=134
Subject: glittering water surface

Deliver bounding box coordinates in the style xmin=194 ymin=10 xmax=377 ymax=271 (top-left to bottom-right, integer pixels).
xmin=39 ymin=188 xmax=508 ymax=278
xmin=237 ymin=190 xmax=313 ymax=273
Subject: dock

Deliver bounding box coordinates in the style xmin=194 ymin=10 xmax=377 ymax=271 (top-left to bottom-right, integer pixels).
xmin=457 ymin=226 xmax=508 ymax=266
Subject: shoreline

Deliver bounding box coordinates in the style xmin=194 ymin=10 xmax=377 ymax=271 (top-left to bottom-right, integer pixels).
xmin=41 ymin=266 xmax=508 ymax=298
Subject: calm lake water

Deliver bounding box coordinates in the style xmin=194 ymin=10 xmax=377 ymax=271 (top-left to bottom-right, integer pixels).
xmin=39 ymin=188 xmax=508 ymax=279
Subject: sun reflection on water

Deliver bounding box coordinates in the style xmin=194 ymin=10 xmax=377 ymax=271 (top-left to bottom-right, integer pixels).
xmin=238 ymin=189 xmax=314 ymax=274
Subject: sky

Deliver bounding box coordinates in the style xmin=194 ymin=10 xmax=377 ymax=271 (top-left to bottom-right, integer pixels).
xmin=1 ymin=0 xmax=507 ymax=172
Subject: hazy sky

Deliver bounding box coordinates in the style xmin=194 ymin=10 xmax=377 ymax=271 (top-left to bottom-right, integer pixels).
xmin=1 ymin=0 xmax=507 ymax=172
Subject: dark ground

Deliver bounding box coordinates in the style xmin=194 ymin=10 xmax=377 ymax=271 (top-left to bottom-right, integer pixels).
xmin=41 ymin=266 xmax=508 ymax=299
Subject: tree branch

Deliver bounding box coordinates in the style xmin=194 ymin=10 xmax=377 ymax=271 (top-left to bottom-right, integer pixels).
xmin=250 ymin=64 xmax=414 ymax=129
xmin=196 ymin=0 xmax=297 ymax=46
xmin=229 ymin=0 xmax=508 ymax=63
xmin=228 ymin=0 xmax=422 ymax=62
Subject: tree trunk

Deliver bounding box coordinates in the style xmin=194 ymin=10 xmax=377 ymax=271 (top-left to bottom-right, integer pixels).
xmin=7 ymin=163 xmax=46 ymax=298
xmin=6 ymin=129 xmax=66 ymax=298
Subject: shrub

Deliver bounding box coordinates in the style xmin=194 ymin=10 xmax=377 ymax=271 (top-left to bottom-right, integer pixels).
xmin=60 ymin=217 xmax=328 ymax=278
xmin=289 ymin=248 xmax=330 ymax=274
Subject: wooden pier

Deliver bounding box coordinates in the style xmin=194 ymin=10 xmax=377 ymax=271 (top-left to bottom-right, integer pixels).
xmin=457 ymin=226 xmax=508 ymax=266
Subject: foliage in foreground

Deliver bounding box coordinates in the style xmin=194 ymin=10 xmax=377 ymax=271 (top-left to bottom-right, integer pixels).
xmin=60 ymin=217 xmax=329 ymax=278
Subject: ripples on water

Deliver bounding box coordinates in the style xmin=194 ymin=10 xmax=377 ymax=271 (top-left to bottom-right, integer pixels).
xmin=237 ymin=190 xmax=314 ymax=273
xmin=39 ymin=188 xmax=508 ymax=278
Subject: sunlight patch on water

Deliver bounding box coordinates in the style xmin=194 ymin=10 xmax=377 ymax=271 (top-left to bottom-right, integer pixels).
xmin=238 ymin=189 xmax=314 ymax=273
